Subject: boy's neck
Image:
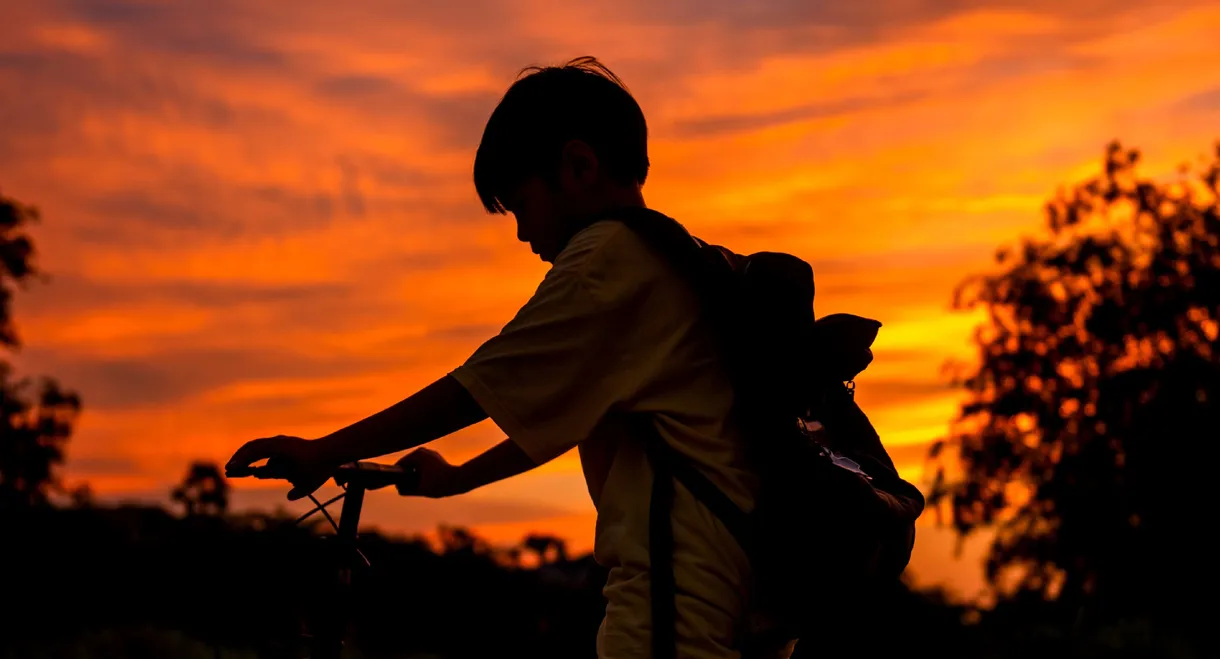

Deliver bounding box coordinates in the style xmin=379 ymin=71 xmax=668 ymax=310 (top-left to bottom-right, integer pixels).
xmin=608 ymin=184 xmax=646 ymax=210
xmin=556 ymin=186 xmax=648 ymax=257
xmin=586 ymin=183 xmax=646 ymax=216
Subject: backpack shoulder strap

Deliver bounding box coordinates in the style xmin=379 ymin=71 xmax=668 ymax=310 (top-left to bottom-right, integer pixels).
xmin=587 ymin=209 xmax=754 ymax=658
xmin=631 ymin=414 xmax=752 ymax=659
xmin=646 ymin=427 xmax=678 ymax=659
xmin=578 ymin=207 xmax=738 ymax=296
xmin=636 ymin=416 xmax=752 ymax=551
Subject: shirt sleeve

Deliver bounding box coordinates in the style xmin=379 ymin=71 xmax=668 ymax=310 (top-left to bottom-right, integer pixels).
xmin=449 ymin=224 xmax=658 ymax=465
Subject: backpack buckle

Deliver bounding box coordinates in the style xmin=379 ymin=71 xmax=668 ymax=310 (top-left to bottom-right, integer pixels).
xmin=797 ymin=417 xmax=873 ymax=481
xmin=844 ymin=380 xmax=856 ymax=399
xmin=828 ymin=452 xmax=872 ymax=480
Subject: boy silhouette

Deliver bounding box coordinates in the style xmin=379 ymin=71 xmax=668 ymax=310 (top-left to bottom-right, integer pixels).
xmin=228 ymin=57 xmax=796 ymax=659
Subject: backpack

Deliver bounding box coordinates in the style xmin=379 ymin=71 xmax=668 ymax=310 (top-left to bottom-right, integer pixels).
xmin=585 ymin=208 xmax=927 ymax=658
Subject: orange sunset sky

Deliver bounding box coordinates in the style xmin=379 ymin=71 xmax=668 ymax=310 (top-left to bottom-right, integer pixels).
xmin=2 ymin=0 xmax=1218 ymax=603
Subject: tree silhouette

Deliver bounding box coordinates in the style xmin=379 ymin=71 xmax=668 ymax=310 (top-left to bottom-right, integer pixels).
xmin=0 ymin=190 xmax=81 ymax=509
xmin=436 ymin=524 xmax=492 ymax=557
xmin=522 ymin=533 xmax=569 ymax=566
xmin=170 ymin=461 xmax=231 ymax=517
xmin=68 ymin=481 xmax=94 ymax=508
xmin=0 ymin=190 xmax=39 ymax=349
xmin=930 ymin=142 xmax=1220 ymax=633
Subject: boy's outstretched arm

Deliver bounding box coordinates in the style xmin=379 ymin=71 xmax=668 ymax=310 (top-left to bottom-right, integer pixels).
xmin=395 ymin=438 xmax=538 ymax=498
xmin=227 ymin=374 xmax=489 ymax=500
xmin=314 ymin=374 xmax=489 ymax=465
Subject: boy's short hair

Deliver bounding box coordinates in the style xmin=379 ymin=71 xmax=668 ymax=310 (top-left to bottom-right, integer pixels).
xmin=474 ymin=56 xmax=650 ymax=214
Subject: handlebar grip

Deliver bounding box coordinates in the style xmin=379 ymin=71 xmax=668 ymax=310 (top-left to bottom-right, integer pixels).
xmin=249 ymin=464 xmax=294 ymax=479
xmin=333 ymin=461 xmax=420 ymax=492
xmin=224 ymin=462 xmax=293 ymax=480
xmin=396 ymin=464 xmax=421 ymax=494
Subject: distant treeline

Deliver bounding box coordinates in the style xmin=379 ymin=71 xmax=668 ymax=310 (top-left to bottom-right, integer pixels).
xmin=5 ymin=502 xmax=983 ymax=659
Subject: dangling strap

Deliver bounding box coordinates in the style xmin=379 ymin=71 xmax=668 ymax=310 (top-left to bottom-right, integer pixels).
xmin=648 ymin=434 xmax=678 ymax=659
xmin=637 ymin=414 xmax=752 ymax=659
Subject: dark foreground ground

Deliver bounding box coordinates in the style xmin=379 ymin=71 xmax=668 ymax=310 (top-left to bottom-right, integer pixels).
xmin=2 ymin=505 xmax=1207 ymax=659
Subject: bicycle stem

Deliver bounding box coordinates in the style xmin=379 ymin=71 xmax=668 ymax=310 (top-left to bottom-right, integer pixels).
xmin=311 ymin=483 xmax=366 ymax=659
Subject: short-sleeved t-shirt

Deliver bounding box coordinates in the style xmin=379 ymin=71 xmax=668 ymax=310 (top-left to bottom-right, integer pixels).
xmin=451 ymin=218 xmax=793 ymax=659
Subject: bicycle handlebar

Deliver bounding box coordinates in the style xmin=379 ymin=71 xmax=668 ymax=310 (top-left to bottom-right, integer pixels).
xmin=334 ymin=461 xmax=419 ymax=491
xmin=228 ymin=460 xmax=420 ymax=493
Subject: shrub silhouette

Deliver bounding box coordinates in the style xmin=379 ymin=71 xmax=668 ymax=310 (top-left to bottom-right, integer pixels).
xmin=170 ymin=461 xmax=231 ymax=517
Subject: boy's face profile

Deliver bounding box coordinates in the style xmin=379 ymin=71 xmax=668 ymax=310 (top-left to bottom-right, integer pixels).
xmin=505 ymin=140 xmax=603 ymax=264
xmin=506 ymin=175 xmax=564 ymax=263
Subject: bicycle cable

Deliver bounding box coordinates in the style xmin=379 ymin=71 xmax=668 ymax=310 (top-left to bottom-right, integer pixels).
xmin=294 ymin=483 xmax=372 ymax=568
xmin=297 ymin=486 xmax=346 ymax=532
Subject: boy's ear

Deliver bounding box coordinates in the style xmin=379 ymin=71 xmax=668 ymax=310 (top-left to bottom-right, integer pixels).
xmin=560 ymin=139 xmax=599 ymax=186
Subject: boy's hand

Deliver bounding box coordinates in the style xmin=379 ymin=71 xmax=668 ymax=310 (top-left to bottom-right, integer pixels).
xmin=395 ymin=447 xmax=464 ymax=498
xmin=226 ymin=435 xmax=333 ymax=501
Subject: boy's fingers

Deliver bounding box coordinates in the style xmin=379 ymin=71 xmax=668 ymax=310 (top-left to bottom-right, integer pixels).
xmin=286 ymin=475 xmax=324 ymax=501
xmin=227 ymin=435 xmax=297 ymax=471
xmin=394 ymin=456 xmax=423 ymax=496
xmin=395 ymin=448 xmax=426 ymax=466
xmin=226 ymin=438 xmax=270 ymax=470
